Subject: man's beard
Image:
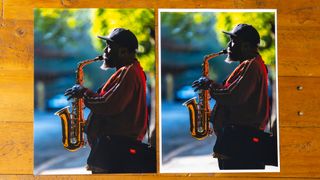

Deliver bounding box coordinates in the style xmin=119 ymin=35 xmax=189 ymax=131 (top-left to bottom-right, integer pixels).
xmin=100 ymin=58 xmax=116 ymax=70
xmin=225 ymin=54 xmax=236 ymax=64
xmin=100 ymin=53 xmax=116 ymax=70
xmin=100 ymin=60 xmax=111 ymax=70
xmin=225 ymin=49 xmax=243 ymax=64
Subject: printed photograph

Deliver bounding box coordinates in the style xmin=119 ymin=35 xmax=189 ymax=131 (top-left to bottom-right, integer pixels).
xmin=159 ymin=9 xmax=279 ymax=173
xmin=34 ymin=8 xmax=156 ymax=174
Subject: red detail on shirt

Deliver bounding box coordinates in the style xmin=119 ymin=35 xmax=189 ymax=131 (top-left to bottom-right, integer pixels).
xmin=252 ymin=137 xmax=260 ymax=143
xmin=129 ymin=148 xmax=137 ymax=155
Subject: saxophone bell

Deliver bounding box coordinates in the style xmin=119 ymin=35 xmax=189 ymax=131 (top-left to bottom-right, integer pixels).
xmin=54 ymin=106 xmax=83 ymax=151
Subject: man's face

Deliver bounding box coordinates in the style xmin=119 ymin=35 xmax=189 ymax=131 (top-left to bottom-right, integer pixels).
xmin=102 ymin=43 xmax=119 ymax=68
xmin=226 ymin=36 xmax=243 ymax=62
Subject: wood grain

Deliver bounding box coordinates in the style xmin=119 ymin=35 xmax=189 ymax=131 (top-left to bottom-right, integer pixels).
xmin=0 ymin=0 xmax=320 ymax=179
xmin=0 ymin=69 xmax=32 ymax=123
xmin=278 ymin=26 xmax=320 ymax=76
xmin=0 ymin=122 xmax=33 ymax=174
xmin=0 ymin=18 xmax=33 ymax=123
xmin=279 ymin=77 xmax=320 ymax=127
xmin=0 ymin=19 xmax=33 ymax=69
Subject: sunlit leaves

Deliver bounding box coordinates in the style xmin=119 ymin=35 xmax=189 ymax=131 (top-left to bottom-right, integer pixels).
xmin=90 ymin=9 xmax=155 ymax=73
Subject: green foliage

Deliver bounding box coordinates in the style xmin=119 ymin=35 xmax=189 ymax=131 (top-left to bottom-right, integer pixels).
xmin=34 ymin=9 xmax=91 ymax=49
xmin=90 ymin=9 xmax=155 ymax=73
xmin=160 ymin=12 xmax=215 ymax=45
xmin=215 ymin=12 xmax=275 ymax=65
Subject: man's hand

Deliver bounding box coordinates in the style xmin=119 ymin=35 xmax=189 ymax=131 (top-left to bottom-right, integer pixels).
xmin=64 ymin=84 xmax=87 ymax=100
xmin=192 ymin=76 xmax=213 ymax=91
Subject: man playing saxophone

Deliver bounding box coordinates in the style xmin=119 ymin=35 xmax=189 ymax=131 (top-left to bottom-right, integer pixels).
xmin=192 ymin=24 xmax=270 ymax=170
xmin=64 ymin=28 xmax=154 ymax=173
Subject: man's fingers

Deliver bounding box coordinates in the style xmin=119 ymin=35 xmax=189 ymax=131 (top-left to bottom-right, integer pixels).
xmin=64 ymin=88 xmax=75 ymax=95
xmin=64 ymin=90 xmax=74 ymax=96
xmin=192 ymin=81 xmax=198 ymax=85
xmin=192 ymin=83 xmax=199 ymax=88
xmin=65 ymin=89 xmax=72 ymax=93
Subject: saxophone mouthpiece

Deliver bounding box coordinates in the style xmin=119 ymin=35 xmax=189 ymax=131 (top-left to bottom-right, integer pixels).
xmin=95 ymin=55 xmax=104 ymax=60
xmin=205 ymin=49 xmax=227 ymax=60
xmin=220 ymin=49 xmax=228 ymax=55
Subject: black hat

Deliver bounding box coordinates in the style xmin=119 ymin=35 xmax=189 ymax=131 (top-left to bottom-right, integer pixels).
xmin=223 ymin=24 xmax=260 ymax=46
xmin=98 ymin=28 xmax=138 ymax=51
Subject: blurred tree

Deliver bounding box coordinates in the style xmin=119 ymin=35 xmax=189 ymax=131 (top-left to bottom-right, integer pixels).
xmin=34 ymin=9 xmax=155 ymax=74
xmin=161 ymin=12 xmax=216 ymax=48
xmin=215 ymin=12 xmax=275 ymax=66
xmin=34 ymin=9 xmax=91 ymax=52
xmin=90 ymin=9 xmax=155 ymax=75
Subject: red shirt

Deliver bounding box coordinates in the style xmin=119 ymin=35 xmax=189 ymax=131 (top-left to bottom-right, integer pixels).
xmin=83 ymin=60 xmax=147 ymax=141
xmin=210 ymin=55 xmax=269 ymax=132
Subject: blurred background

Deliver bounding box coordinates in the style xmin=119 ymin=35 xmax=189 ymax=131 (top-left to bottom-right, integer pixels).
xmin=34 ymin=8 xmax=155 ymax=174
xmin=160 ymin=10 xmax=278 ymax=172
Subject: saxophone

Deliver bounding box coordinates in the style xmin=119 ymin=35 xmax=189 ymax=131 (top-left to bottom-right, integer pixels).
xmin=183 ymin=50 xmax=227 ymax=140
xmin=54 ymin=56 xmax=103 ymax=151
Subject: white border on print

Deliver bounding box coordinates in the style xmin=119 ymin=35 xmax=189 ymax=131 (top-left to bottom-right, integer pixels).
xmin=158 ymin=8 xmax=163 ymax=174
xmin=158 ymin=8 xmax=280 ymax=173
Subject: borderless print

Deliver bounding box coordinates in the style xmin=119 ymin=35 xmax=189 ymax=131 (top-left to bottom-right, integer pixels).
xmin=34 ymin=8 xmax=156 ymax=175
